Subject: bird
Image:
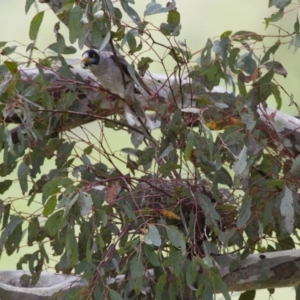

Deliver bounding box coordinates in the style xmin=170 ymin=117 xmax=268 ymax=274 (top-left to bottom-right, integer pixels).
xmin=81 ymin=49 xmax=155 ymax=130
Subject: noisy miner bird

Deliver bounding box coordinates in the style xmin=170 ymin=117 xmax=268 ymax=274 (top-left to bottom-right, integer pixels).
xmin=81 ymin=49 xmax=155 ymax=130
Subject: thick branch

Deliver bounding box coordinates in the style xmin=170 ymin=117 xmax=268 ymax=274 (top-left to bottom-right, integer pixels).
xmin=216 ymin=249 xmax=300 ymax=291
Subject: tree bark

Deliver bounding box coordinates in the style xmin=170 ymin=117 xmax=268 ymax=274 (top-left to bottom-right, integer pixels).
xmin=216 ymin=249 xmax=300 ymax=292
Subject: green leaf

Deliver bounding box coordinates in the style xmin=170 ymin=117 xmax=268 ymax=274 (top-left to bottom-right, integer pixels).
xmin=137 ymin=147 xmax=155 ymax=166
xmin=160 ymin=22 xmax=181 ymax=36
xmin=218 ymin=229 xmax=236 ymax=247
xmin=1 ymin=45 xmax=17 ymax=55
xmin=42 ymin=177 xmax=73 ymax=204
xmin=184 ymin=130 xmax=194 ymax=161
xmin=167 ymin=8 xmax=180 ymax=26
xmin=289 ymin=33 xmax=300 ymax=53
xmin=0 ymin=215 xmax=23 ymax=253
xmin=130 ymin=255 xmax=143 ymax=295
xmin=295 ymin=283 xmax=300 ymax=300
xmin=210 ymin=268 xmax=230 ymax=300
xmin=43 ymin=195 xmax=57 ymax=217
xmin=280 ymin=186 xmax=294 ymax=234
xmin=158 ymin=162 xmax=180 ymax=176
xmin=48 ymin=43 xmax=77 ymax=54
xmin=144 ymin=2 xmax=170 ymax=16
xmin=198 ymin=274 xmax=213 ymax=300
xmin=55 ymin=141 xmax=75 ymax=168
xmin=201 ymin=39 xmax=213 ymax=66
xmin=261 ymin=41 xmax=280 ymax=64
xmin=0 ymin=180 xmax=12 ymax=194
xmin=166 ymin=225 xmax=186 ymax=255
xmin=104 ymin=0 xmax=116 ymax=24
xmin=0 ymin=201 xmax=3 ymax=231
xmin=270 ymin=0 xmax=292 ymax=9
xmin=156 ymin=273 xmax=167 ymax=300
xmin=5 ymin=221 xmax=23 ymax=255
xmin=239 ymin=290 xmax=256 ymax=300
xmin=291 ymin=155 xmax=300 ymax=179
xmin=143 ymin=244 xmax=160 ymax=266
xmin=145 ymin=224 xmax=161 ymax=246
xmin=44 ymin=210 xmax=64 ymax=237
xmin=69 ymin=5 xmax=82 ymax=43
xmin=56 ymin=32 xmax=66 ymax=53
xmin=221 ymin=30 xmax=232 ymax=38
xmin=109 ymin=290 xmax=124 ymax=300
xmin=271 ymin=83 xmax=282 ymax=109
xmin=126 ymin=31 xmax=137 ymax=52
xmin=25 ymin=0 xmax=35 ymax=14
xmin=137 ymin=57 xmax=153 ymax=76
xmin=237 ymin=52 xmax=257 ymax=75
xmin=78 ymin=23 xmax=92 ymax=50
xmin=1 ymin=204 xmax=10 ymax=230
xmin=29 ymin=11 xmax=45 ymax=40
xmin=185 ymin=261 xmax=198 ymax=291
xmin=265 ymin=9 xmax=284 ymax=28
xmin=65 ymin=226 xmax=78 ymax=267
xmin=232 ymin=30 xmax=263 ymax=41
xmin=197 ymin=193 xmax=220 ymax=234
xmin=237 ymin=194 xmax=252 ymax=229
xmin=4 ymin=61 xmax=18 ymax=75
xmin=233 ymin=145 xmax=248 ymax=175
xmin=78 ymin=191 xmax=93 ymax=216
xmin=18 ymin=162 xmax=28 ymax=195
xmin=121 ymin=1 xmax=141 ymax=24
xmin=27 ymin=217 xmax=40 ymax=246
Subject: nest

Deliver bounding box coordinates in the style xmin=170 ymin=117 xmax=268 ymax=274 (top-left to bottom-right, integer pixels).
xmin=132 ymin=178 xmax=238 ymax=235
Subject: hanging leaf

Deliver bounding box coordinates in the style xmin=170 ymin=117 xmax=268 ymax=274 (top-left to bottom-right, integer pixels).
xmin=280 ymin=186 xmax=294 ymax=234
xmin=184 ymin=130 xmax=195 ymax=161
xmin=130 ymin=255 xmax=143 ymax=295
xmin=4 ymin=61 xmax=18 ymax=75
xmin=261 ymin=41 xmax=280 ymax=64
xmin=25 ymin=0 xmax=35 ymax=14
xmin=29 ymin=11 xmax=44 ymax=40
xmin=0 ymin=215 xmax=23 ymax=252
xmin=156 ymin=273 xmax=167 ymax=300
xmin=232 ymin=31 xmax=263 ymax=41
xmin=166 ymin=225 xmax=186 ymax=255
xmin=270 ymin=0 xmax=292 ymax=9
xmin=265 ymin=9 xmax=284 ymax=28
xmin=237 ymin=194 xmax=252 ymax=229
xmin=121 ymin=1 xmax=141 ymax=24
xmin=145 ymin=224 xmax=162 ymax=246
xmin=69 ymin=5 xmax=82 ymax=43
xmin=109 ymin=290 xmax=124 ymax=300
xmin=43 ymin=195 xmax=57 ymax=217
xmin=0 ymin=180 xmax=12 ymax=194
xmin=17 ymin=162 xmax=28 ymax=195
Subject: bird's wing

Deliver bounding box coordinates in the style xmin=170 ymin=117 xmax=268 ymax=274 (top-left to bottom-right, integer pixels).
xmin=102 ymin=51 xmax=152 ymax=96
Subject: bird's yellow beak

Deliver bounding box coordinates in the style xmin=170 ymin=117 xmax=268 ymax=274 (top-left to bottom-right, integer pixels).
xmin=81 ymin=56 xmax=89 ymax=63
xmin=81 ymin=56 xmax=89 ymax=68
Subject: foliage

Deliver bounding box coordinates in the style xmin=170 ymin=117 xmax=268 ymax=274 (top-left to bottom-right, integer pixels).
xmin=0 ymin=0 xmax=300 ymax=299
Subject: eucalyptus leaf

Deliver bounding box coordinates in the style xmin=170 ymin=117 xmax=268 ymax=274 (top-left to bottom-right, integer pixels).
xmin=25 ymin=0 xmax=35 ymax=14
xmin=280 ymin=186 xmax=294 ymax=234
xmin=130 ymin=255 xmax=143 ymax=294
xmin=69 ymin=5 xmax=82 ymax=43
xmin=29 ymin=11 xmax=44 ymax=40
xmin=166 ymin=225 xmax=186 ymax=255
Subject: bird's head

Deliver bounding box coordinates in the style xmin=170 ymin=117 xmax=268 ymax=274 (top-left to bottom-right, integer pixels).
xmin=81 ymin=49 xmax=100 ymax=68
